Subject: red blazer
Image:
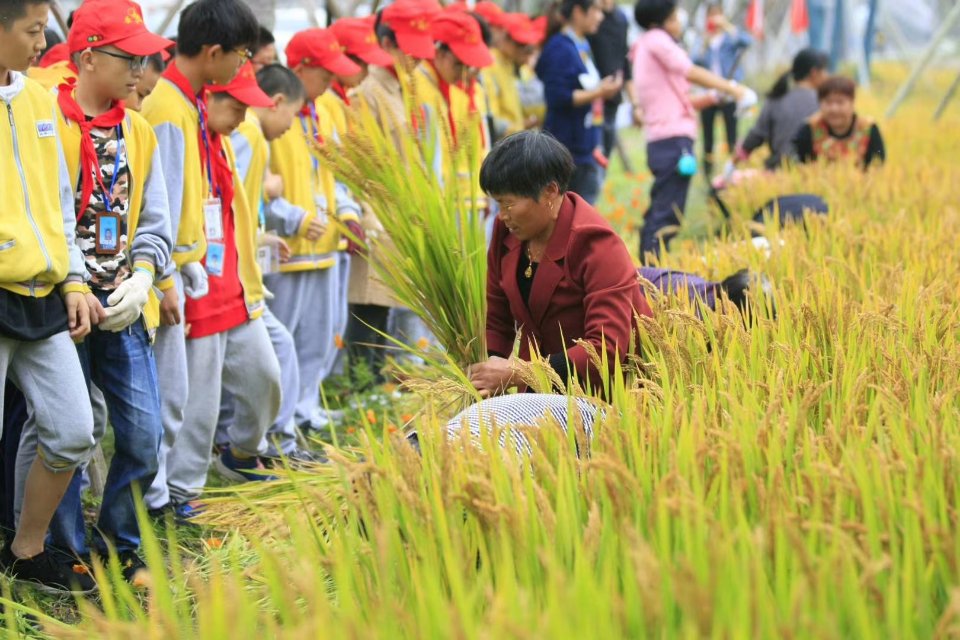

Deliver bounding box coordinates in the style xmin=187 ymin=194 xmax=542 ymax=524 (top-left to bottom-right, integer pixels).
xmin=486 ymin=192 xmax=653 ymax=391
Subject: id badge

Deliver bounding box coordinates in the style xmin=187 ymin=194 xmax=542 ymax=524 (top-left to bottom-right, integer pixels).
xmin=96 ymin=212 xmax=121 ymax=255
xmin=206 ymin=241 xmax=225 ymax=277
xmin=257 ymin=244 xmax=278 ymax=275
xmin=204 ymin=197 xmax=224 ymax=241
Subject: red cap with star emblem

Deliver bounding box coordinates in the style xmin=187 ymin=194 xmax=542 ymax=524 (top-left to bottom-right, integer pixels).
xmin=473 ymin=1 xmax=507 ymax=29
xmin=501 ymin=13 xmax=541 ymax=46
xmin=207 ymin=61 xmax=274 ymax=107
xmin=330 ymin=17 xmax=393 ymax=67
xmin=68 ymin=0 xmax=173 ymax=57
xmin=285 ymin=28 xmax=362 ymax=76
xmin=381 ymin=0 xmax=442 ymax=60
xmin=432 ymin=10 xmax=493 ymax=68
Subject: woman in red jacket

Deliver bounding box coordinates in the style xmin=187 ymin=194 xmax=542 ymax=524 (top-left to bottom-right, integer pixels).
xmin=469 ymin=131 xmax=652 ymax=397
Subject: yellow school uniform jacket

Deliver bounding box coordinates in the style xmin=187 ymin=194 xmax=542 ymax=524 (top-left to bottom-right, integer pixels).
xmin=232 ymin=112 xmax=270 ymax=214
xmin=140 ymin=78 xmax=208 ymax=275
xmin=27 ymin=61 xmax=76 ymax=92
xmin=0 ymin=75 xmax=85 ymax=297
xmin=57 ymin=103 xmax=174 ymax=330
xmin=316 ymin=91 xmax=359 ymax=252
xmin=268 ymin=98 xmax=359 ymax=272
xmin=223 ymin=136 xmax=265 ymax=319
xmin=486 ymin=49 xmax=525 ymax=136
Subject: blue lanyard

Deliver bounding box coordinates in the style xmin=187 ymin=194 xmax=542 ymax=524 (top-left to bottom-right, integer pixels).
xmin=197 ymin=99 xmax=220 ymax=200
xmin=258 ymin=197 xmax=266 ymax=229
xmin=101 ymin=124 xmax=125 ymax=213
xmin=299 ymin=103 xmax=321 ymax=174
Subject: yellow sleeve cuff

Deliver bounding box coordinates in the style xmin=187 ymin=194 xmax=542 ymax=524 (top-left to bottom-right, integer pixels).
xmin=61 ymin=282 xmax=89 ymax=295
xmin=133 ymin=260 xmax=156 ymax=278
xmin=296 ymin=212 xmax=316 ymax=238
xmin=338 ymin=211 xmax=361 ymax=224
xmin=157 ymin=277 xmax=176 ymax=292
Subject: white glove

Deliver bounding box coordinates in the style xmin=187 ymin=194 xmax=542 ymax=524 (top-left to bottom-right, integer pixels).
xmin=100 ymin=270 xmax=153 ymax=332
xmin=181 ymin=261 xmax=209 ymax=300
xmin=736 ymin=87 xmax=758 ymax=118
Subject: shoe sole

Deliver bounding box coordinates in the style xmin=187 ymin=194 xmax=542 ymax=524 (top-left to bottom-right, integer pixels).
xmin=212 ymin=456 xmax=275 ymax=483
xmin=11 ymin=576 xmax=98 ymax=597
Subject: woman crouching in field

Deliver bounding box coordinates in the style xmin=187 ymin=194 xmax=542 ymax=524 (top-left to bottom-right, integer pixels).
xmin=466 ymin=131 xmax=653 ymax=398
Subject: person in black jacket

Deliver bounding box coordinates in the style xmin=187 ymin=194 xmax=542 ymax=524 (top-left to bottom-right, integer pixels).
xmin=587 ymin=0 xmax=639 ymax=158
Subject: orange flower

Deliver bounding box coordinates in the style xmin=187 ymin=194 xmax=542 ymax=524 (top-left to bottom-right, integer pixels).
xmin=206 ymin=538 xmax=224 ymax=550
xmin=383 ymin=383 xmax=398 ymax=393
xmin=347 ymin=426 xmax=356 ymax=434
xmin=334 ymin=334 xmax=344 ymax=350
xmin=387 ymin=424 xmax=398 ymax=433
xmin=416 ymin=337 xmax=430 ymax=351
xmin=401 ymin=413 xmax=414 ymax=423
xmin=631 ymin=198 xmax=641 ymax=210
xmin=366 ymin=409 xmax=377 ymax=424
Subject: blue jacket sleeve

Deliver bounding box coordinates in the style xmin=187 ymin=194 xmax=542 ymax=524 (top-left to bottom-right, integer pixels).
xmin=537 ymin=40 xmax=582 ymax=110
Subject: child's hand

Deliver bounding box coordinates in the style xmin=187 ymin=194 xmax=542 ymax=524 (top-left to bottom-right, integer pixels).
xmin=305 ymin=216 xmax=327 ymax=242
xmin=65 ymin=291 xmax=91 ymax=341
xmin=85 ymin=293 xmax=107 ymax=327
xmin=264 ymin=172 xmax=284 ymax=200
xmin=260 ymin=233 xmax=291 ymax=262
xmin=160 ymin=286 xmax=181 ymax=326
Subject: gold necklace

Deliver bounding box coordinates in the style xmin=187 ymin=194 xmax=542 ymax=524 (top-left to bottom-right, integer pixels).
xmin=524 ymin=245 xmax=541 ymax=279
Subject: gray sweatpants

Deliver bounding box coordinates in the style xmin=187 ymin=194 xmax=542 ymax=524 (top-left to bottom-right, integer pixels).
xmin=0 ymin=331 xmax=94 ymax=472
xmin=166 ymin=317 xmax=281 ymax=504
xmin=264 ymin=267 xmax=336 ymax=427
xmin=145 ymin=271 xmax=189 ymax=510
xmin=215 ymin=307 xmax=300 ymax=457
xmin=322 ymin=252 xmax=351 ymax=379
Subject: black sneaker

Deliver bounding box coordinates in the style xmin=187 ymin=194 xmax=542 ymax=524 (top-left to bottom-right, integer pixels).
xmin=262 ymin=447 xmax=328 ymax=469
xmin=0 ymin=545 xmax=97 ymax=595
xmin=117 ymin=550 xmax=149 ymax=586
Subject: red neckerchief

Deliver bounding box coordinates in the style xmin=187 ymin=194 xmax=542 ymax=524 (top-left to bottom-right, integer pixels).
xmin=299 ymin=102 xmax=325 ymax=145
xmin=427 ymin=60 xmax=457 ymax=143
xmin=330 ymin=82 xmax=351 ymax=106
xmin=56 ymin=79 xmax=126 ymax=220
xmin=163 ymin=63 xmax=234 ymax=218
xmin=459 ymin=77 xmax=478 ymax=114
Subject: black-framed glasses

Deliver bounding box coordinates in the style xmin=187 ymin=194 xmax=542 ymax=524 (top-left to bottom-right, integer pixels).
xmin=93 ymin=49 xmax=148 ymax=72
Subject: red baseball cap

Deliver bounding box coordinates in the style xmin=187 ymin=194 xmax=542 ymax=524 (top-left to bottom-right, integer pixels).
xmin=207 ymin=61 xmax=274 ymax=107
xmin=473 ymin=2 xmax=506 ymax=29
xmin=381 ymin=0 xmax=442 ymax=61
xmin=501 ymin=13 xmax=541 ymax=46
xmin=285 ymin=28 xmax=362 ymax=76
xmin=68 ymin=0 xmax=173 ymax=57
xmin=330 ymin=17 xmax=393 ymax=67
xmin=531 ymin=15 xmax=548 ymax=43
xmin=432 ymin=10 xmax=493 ymax=69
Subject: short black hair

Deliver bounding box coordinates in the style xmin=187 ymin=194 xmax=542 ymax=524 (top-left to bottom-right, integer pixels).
xmin=560 ymin=0 xmax=596 ymax=21
xmin=0 ymin=0 xmax=49 ymax=29
xmin=146 ymin=52 xmax=166 ymax=73
xmin=470 ymin=12 xmax=493 ymax=47
xmin=374 ymin=9 xmax=397 ymax=47
xmin=256 ymin=63 xmax=305 ymax=101
xmin=633 ymin=0 xmax=677 ymax=30
xmin=479 ymin=130 xmax=575 ymax=199
xmin=176 ymin=0 xmax=259 ymax=58
xmin=255 ymin=25 xmax=275 ymax=54
xmin=719 ymin=270 xmax=776 ymax=320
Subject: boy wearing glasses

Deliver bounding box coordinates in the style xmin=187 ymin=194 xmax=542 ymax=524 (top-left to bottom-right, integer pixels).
xmin=139 ymin=0 xmax=259 ymax=521
xmin=9 ymin=0 xmax=175 ymax=583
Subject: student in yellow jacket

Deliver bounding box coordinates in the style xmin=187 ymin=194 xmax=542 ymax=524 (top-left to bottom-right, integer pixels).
xmin=223 ymin=64 xmax=323 ymax=464
xmin=485 ymin=13 xmax=543 ymax=140
xmin=15 ymin=0 xmax=175 ymax=583
xmin=164 ymin=64 xmax=283 ymax=509
xmin=415 ymin=9 xmax=493 ymax=211
xmin=0 ymin=0 xmax=97 ymax=595
xmin=139 ymin=0 xmax=261 ymax=521
xmin=268 ymin=28 xmax=363 ymax=431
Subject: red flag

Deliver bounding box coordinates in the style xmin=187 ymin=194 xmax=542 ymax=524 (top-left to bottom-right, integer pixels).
xmin=746 ymin=0 xmax=765 ymax=39
xmin=791 ymin=0 xmax=809 ymax=33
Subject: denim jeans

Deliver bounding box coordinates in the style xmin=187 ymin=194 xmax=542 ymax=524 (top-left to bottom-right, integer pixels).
xmin=40 ymin=312 xmax=162 ymax=555
xmin=640 ymin=136 xmax=694 ymax=262
xmin=569 ymin=159 xmax=603 ymax=206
